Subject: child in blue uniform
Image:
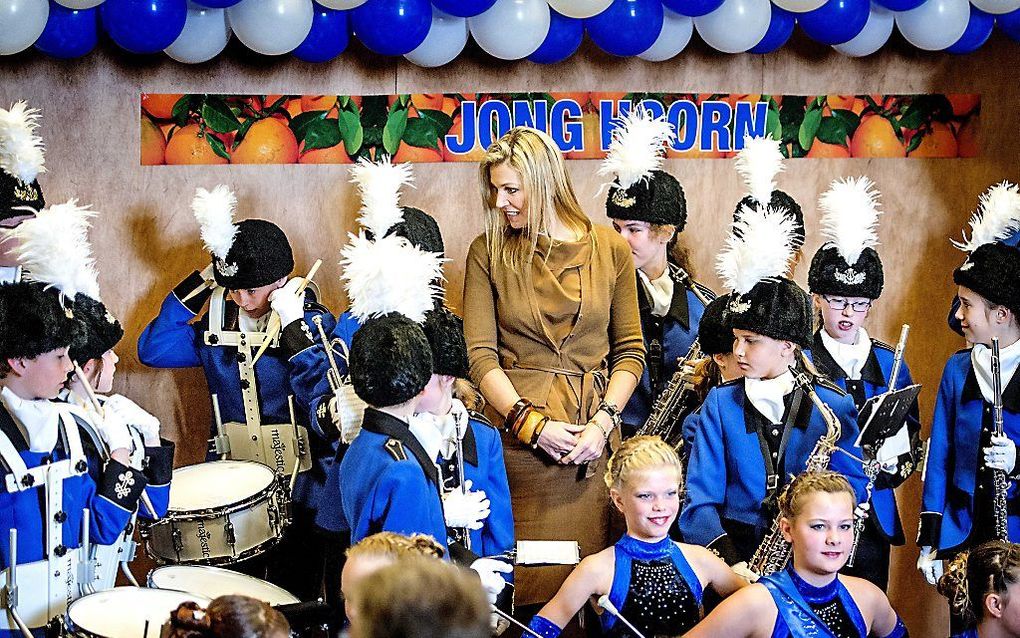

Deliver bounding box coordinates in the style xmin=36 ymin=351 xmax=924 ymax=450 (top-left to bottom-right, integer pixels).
xmin=679 ymin=203 xmax=867 ymax=571
xmin=805 ymin=176 xmax=920 ymax=589
xmin=684 ymin=471 xmax=907 ymax=638
xmin=937 ymin=540 xmax=1020 ymax=638
xmin=0 ymin=282 xmax=146 ymax=637
xmin=919 ymin=183 xmax=1020 ymax=605
xmin=598 ymin=108 xmax=714 ymax=435
xmin=528 ymin=435 xmax=746 ymax=638
xmin=137 ymin=185 xmax=335 ymax=600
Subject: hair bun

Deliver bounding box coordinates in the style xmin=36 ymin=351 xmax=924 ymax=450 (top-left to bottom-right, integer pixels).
xmin=938 ymin=552 xmax=974 ymax=625
xmin=169 ymin=602 xmax=213 ymax=638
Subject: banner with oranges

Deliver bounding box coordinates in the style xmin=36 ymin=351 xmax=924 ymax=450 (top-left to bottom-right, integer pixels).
xmin=140 ymin=92 xmax=980 ymax=166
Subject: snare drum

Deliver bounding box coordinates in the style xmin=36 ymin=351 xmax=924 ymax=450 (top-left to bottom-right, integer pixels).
xmin=147 ymin=565 xmax=299 ymax=606
xmin=143 ymin=461 xmax=288 ymax=566
xmin=64 ymin=587 xmax=210 ymax=638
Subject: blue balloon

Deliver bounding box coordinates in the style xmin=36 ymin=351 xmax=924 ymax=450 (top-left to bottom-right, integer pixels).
xmin=293 ymin=2 xmax=349 ymax=61
xmin=662 ymin=0 xmax=723 ymax=17
xmin=798 ymin=0 xmax=869 ymax=45
xmin=586 ymin=0 xmax=663 ymax=56
xmin=351 ymin=0 xmax=430 ymax=55
xmin=100 ymin=0 xmax=187 ymax=53
xmin=945 ymin=5 xmax=993 ymax=53
xmin=431 ymin=0 xmax=495 ymax=17
xmin=34 ymin=1 xmax=97 ymax=59
xmin=1000 ymin=8 xmax=1020 ymax=41
xmin=527 ymin=8 xmax=582 ymax=63
xmin=748 ymin=5 xmax=794 ymax=53
xmin=192 ymin=0 xmax=242 ymax=8
xmin=872 ymin=0 xmax=923 ymax=10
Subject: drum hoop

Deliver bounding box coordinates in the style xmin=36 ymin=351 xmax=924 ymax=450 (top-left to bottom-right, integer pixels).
xmin=65 ymin=588 xmax=210 ymax=638
xmin=144 ymin=534 xmax=283 ymax=567
xmin=157 ymin=481 xmax=282 ymax=522
xmin=145 ymin=566 xmax=298 ymax=603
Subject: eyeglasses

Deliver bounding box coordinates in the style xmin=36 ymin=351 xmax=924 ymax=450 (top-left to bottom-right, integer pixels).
xmin=822 ymin=295 xmax=872 ymax=313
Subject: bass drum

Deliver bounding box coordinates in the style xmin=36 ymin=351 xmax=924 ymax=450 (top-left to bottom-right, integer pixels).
xmin=147 ymin=565 xmax=299 ymax=606
xmin=64 ymin=587 xmax=210 ymax=638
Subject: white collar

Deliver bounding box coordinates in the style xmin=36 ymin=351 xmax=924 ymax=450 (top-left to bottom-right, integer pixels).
xmin=408 ymin=399 xmax=470 ymax=461
xmin=744 ymin=370 xmax=796 ymax=425
xmin=237 ymin=309 xmax=270 ymax=333
xmin=971 ymin=337 xmax=1020 ymax=403
xmin=1 ymin=386 xmax=61 ymax=453
xmin=819 ymin=327 xmax=872 ymax=380
xmin=637 ymin=267 xmax=673 ymax=318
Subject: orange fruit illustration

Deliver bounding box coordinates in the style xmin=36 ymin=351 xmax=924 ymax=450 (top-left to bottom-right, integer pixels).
xmin=142 ymin=93 xmax=184 ymax=120
xmin=140 ymin=116 xmax=166 ymax=166
xmin=948 ymin=94 xmax=980 ymax=118
xmin=956 ymin=119 xmax=978 ymax=158
xmin=231 ymin=118 xmax=299 ymax=164
xmin=393 ymin=142 xmax=443 ymax=163
xmin=298 ymin=142 xmax=352 ymax=164
xmin=165 ymin=123 xmax=228 ymax=165
xmin=850 ymin=116 xmax=905 ymax=158
xmin=441 ymin=114 xmax=487 ymax=162
xmin=565 ymin=111 xmax=604 ymax=160
xmin=806 ymin=139 xmax=851 ymax=158
xmin=908 ymin=122 xmax=958 ymax=158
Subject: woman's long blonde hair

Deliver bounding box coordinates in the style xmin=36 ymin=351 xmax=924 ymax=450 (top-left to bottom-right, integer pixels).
xmin=478 ymin=127 xmax=591 ymax=270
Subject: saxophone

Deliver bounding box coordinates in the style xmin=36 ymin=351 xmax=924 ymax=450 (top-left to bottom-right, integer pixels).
xmin=991 ymin=337 xmax=1009 ymax=542
xmin=749 ymin=367 xmax=842 ymax=577
xmin=637 ymin=339 xmax=703 ymax=450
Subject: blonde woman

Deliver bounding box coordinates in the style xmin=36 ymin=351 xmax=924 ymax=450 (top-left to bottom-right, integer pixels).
xmin=463 ymin=127 xmax=645 ymax=609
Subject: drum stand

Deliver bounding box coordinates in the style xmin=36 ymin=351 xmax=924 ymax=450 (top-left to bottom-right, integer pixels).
xmin=2 ymin=530 xmax=34 ymax=638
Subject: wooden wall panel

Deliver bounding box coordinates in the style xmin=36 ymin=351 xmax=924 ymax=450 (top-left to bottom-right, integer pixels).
xmin=2 ymin=34 xmax=1018 ymax=634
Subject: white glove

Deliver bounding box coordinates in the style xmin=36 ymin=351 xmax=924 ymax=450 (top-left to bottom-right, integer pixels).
xmin=95 ymin=403 xmax=135 ymax=458
xmin=470 ymin=558 xmax=512 ymax=604
xmin=984 ymin=435 xmax=1017 ymax=474
xmin=104 ymin=394 xmax=161 ymax=447
xmin=269 ymin=278 xmax=305 ymax=327
xmin=443 ymin=480 xmax=490 ymax=530
xmin=731 ymin=561 xmax=759 ymax=582
xmin=917 ymin=546 xmax=944 ymax=585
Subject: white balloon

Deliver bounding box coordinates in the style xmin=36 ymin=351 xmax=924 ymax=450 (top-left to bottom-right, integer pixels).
xmin=638 ymin=8 xmax=692 ymax=61
xmin=546 ymin=0 xmax=612 ymax=18
xmin=405 ymin=8 xmax=468 ymax=67
xmin=895 ymin=0 xmax=969 ymax=50
xmin=833 ymin=2 xmax=892 ymax=56
xmin=0 ymin=0 xmax=48 ymax=55
xmin=165 ymin=2 xmax=231 ymax=63
xmin=54 ymin=0 xmax=102 ymax=9
xmin=316 ymin=0 xmax=364 ymax=7
xmin=468 ymin=0 xmax=550 ymax=60
xmin=771 ymin=0 xmax=824 ymax=12
xmin=970 ymin=0 xmax=1020 ymax=14
xmin=228 ymin=0 xmax=313 ymax=55
xmin=694 ymin=0 xmax=770 ymax=53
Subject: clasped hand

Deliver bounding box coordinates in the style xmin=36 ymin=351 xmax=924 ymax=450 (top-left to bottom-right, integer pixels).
xmin=535 ymin=415 xmax=608 ymax=465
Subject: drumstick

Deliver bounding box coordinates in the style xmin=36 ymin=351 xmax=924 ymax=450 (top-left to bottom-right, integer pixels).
xmin=252 ymin=259 xmax=322 ymax=365
xmin=73 ymin=363 xmax=158 ymax=520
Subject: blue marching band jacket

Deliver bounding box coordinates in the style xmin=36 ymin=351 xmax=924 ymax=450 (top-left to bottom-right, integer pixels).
xmin=622 ymin=265 xmax=713 ymax=433
xmin=679 ymin=376 xmax=869 ymax=565
xmin=807 ymin=333 xmax=922 ymax=546
xmin=137 ymin=270 xmax=338 ymax=513
xmin=920 ymin=349 xmax=1020 ymax=554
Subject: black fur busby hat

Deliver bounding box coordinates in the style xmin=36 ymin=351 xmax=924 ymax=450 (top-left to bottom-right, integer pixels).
xmin=69 ymin=294 xmax=123 ymax=365
xmin=192 ymin=186 xmax=294 ymax=291
xmin=808 ymin=176 xmax=885 ymax=300
xmin=718 ymin=202 xmax=811 ymax=348
xmin=952 ymin=182 xmax=1020 ymax=314
xmin=421 ymin=307 xmax=469 ymax=378
xmin=699 ymin=294 xmax=735 ymax=356
xmin=0 ymin=282 xmax=77 ymax=361
xmin=350 ymin=313 xmax=433 ymax=407
xmin=599 ymin=108 xmax=686 ymax=230
xmin=380 ymin=207 xmax=445 ymax=257
xmin=732 ymin=136 xmax=804 ymax=251
xmin=0 ymin=102 xmax=46 ymax=223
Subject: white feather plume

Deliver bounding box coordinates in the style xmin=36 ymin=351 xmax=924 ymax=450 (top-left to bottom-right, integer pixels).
xmin=818 ymin=176 xmax=882 ymax=265
xmin=350 ymin=157 xmax=414 ymax=239
xmin=192 ymin=185 xmax=238 ymax=261
xmin=735 ymin=135 xmax=784 ymax=208
xmin=597 ymin=106 xmax=676 ymax=191
xmin=717 ymin=203 xmax=797 ymax=295
xmin=0 ymin=101 xmax=46 ymax=184
xmin=340 ymin=233 xmax=444 ymax=324
xmin=953 ymin=181 xmax=1020 ymax=253
xmin=6 ymin=199 xmax=100 ymax=301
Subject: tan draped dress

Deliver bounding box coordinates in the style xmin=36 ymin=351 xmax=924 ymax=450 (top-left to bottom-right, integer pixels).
xmin=462 ymin=224 xmax=645 ymax=605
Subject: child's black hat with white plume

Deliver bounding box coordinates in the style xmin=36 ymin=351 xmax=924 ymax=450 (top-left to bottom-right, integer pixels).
xmin=0 ymin=101 xmax=46 ymax=222
xmin=732 ymin=136 xmax=804 ymax=251
xmin=952 ymin=182 xmax=1020 ymax=314
xmin=808 ymin=176 xmax=885 ymax=300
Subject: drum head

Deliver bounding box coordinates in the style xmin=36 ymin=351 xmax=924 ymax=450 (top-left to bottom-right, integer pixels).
xmin=66 ymin=587 xmax=211 ymax=638
xmin=168 ymin=461 xmax=276 ymax=510
xmin=148 ymin=565 xmax=299 ymax=606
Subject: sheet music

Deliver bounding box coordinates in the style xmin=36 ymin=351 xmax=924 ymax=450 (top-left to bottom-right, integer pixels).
xmin=516 ymin=540 xmax=580 ymax=565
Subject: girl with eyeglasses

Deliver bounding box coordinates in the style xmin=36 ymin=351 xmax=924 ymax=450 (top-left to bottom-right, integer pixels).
xmin=805 ymin=177 xmax=921 ymax=589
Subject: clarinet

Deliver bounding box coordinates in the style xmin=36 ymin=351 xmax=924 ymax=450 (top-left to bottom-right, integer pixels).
xmin=637 ymin=339 xmax=703 ymax=449
xmin=847 ymin=324 xmax=909 ymax=567
xmin=991 ymin=337 xmax=1009 ymax=542
xmin=749 ymin=367 xmax=842 ymax=577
